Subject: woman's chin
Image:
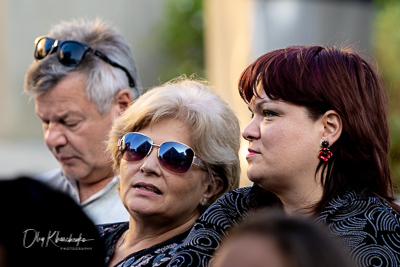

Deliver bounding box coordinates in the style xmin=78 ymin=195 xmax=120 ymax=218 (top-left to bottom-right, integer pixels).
xmin=246 ymin=170 xmax=265 ymax=185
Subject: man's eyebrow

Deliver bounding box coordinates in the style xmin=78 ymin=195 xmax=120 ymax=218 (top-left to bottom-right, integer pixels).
xmin=36 ymin=111 xmax=84 ymax=121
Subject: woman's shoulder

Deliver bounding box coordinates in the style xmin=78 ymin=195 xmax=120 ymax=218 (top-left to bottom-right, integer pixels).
xmin=200 ymin=184 xmax=278 ymax=228
xmin=97 ymin=221 xmax=129 ymax=238
xmin=96 ymin=222 xmax=129 ymax=266
xmin=215 ymin=184 xmax=278 ymax=209
xmin=316 ymin=191 xmax=400 ymax=265
xmin=317 ymin=190 xmax=400 ymax=223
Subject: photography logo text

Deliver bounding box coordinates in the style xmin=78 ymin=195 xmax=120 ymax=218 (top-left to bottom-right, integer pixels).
xmin=22 ymin=229 xmax=95 ymax=250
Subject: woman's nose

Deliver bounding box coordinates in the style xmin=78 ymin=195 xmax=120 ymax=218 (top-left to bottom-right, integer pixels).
xmin=139 ymin=147 xmax=162 ymax=176
xmin=242 ymin=118 xmax=260 ymax=141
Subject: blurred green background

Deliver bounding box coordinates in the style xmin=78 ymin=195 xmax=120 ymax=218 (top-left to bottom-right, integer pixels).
xmin=158 ymin=0 xmax=205 ymax=81
xmin=374 ymin=0 xmax=400 ymax=191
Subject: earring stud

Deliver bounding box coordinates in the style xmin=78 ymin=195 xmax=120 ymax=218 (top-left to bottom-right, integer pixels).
xmin=318 ymin=140 xmax=333 ymax=161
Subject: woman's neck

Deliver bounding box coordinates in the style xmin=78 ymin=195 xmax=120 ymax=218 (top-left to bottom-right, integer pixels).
xmin=126 ymin=214 xmax=197 ymax=248
xmin=280 ymin=182 xmax=323 ymax=215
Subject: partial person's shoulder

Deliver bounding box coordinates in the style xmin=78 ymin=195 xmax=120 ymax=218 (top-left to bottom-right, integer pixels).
xmin=217 ymin=184 xmax=272 ymax=202
xmin=316 ymin=190 xmax=400 ymax=248
xmin=200 ymin=185 xmax=279 ymax=229
xmin=215 ymin=186 xmax=253 ymax=204
xmin=317 ymin=191 xmax=400 ymax=265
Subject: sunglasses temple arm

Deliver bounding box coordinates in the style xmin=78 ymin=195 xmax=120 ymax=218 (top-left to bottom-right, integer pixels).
xmin=193 ymin=157 xmax=207 ymax=171
xmin=93 ymin=50 xmax=136 ymax=88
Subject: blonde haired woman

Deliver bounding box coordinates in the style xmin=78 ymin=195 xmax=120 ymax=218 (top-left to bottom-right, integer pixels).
xmin=98 ymin=77 xmax=241 ymax=267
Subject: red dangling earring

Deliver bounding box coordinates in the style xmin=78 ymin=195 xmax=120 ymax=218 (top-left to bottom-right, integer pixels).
xmin=318 ymin=140 xmax=333 ymax=162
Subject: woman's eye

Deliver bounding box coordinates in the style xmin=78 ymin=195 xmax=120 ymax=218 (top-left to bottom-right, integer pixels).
xmin=263 ymin=110 xmax=278 ymax=118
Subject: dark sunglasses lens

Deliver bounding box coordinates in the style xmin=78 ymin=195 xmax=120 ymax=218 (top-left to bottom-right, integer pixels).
xmin=58 ymin=42 xmax=87 ymax=66
xmin=122 ymin=133 xmax=152 ymax=162
xmin=159 ymin=142 xmax=194 ymax=173
xmin=35 ymin=38 xmax=55 ymax=59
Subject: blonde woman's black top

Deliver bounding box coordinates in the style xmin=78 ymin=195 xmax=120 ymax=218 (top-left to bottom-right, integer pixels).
xmin=98 ymin=222 xmax=190 ymax=267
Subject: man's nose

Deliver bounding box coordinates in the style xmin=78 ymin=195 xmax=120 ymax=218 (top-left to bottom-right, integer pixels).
xmin=44 ymin=123 xmax=68 ymax=149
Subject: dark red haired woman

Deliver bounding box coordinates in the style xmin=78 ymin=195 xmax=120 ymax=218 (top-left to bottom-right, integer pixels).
xmin=168 ymin=45 xmax=400 ymax=267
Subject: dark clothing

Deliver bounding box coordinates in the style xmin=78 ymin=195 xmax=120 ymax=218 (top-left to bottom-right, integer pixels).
xmin=316 ymin=190 xmax=400 ymax=266
xmin=167 ymin=185 xmax=400 ymax=267
xmin=98 ymin=222 xmax=190 ymax=267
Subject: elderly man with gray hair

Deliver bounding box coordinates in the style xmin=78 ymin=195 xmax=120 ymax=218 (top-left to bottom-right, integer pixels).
xmin=24 ymin=18 xmax=141 ymax=224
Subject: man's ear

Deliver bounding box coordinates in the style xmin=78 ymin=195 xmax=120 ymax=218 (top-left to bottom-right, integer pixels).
xmin=115 ymin=89 xmax=132 ymax=113
xmin=322 ymin=110 xmax=342 ymax=145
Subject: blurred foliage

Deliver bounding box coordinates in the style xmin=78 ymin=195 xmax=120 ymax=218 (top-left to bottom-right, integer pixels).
xmin=373 ymin=0 xmax=400 ymax=190
xmin=157 ymin=0 xmax=205 ymax=83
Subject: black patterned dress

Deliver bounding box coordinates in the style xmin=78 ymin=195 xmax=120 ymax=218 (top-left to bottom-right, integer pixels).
xmin=98 ymin=222 xmax=191 ymax=267
xmin=167 ymin=185 xmax=400 ymax=267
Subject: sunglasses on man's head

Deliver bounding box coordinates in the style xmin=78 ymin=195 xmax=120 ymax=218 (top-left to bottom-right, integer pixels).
xmin=118 ymin=132 xmax=206 ymax=174
xmin=34 ymin=36 xmax=136 ymax=88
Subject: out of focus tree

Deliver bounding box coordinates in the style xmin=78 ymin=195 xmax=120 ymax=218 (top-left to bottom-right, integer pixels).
xmin=373 ymin=0 xmax=400 ymax=190
xmin=157 ymin=0 xmax=204 ymax=82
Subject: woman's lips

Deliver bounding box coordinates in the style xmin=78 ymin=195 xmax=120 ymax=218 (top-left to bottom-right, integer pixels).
xmin=246 ymin=149 xmax=260 ymax=159
xmin=133 ymin=182 xmax=162 ymax=195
